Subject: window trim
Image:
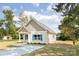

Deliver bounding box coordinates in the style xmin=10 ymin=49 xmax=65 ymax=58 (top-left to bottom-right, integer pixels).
xmin=33 ymin=34 xmax=42 ymax=41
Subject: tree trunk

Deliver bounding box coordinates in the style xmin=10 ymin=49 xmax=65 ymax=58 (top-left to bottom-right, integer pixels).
xmin=73 ymin=40 xmax=76 ymax=45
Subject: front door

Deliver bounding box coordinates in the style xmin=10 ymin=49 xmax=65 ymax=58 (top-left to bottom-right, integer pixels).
xmin=25 ymin=34 xmax=28 ymax=40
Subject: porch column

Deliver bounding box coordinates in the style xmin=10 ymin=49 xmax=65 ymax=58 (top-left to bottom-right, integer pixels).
xmin=19 ymin=33 xmax=21 ymax=42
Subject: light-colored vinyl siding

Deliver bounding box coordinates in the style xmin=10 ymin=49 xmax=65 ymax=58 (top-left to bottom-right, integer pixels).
xmin=28 ymin=31 xmax=48 ymax=44
xmin=25 ymin=20 xmax=46 ymax=31
xmin=48 ymin=34 xmax=56 ymax=43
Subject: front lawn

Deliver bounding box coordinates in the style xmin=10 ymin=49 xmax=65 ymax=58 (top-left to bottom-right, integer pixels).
xmin=24 ymin=41 xmax=79 ymax=56
xmin=0 ymin=40 xmax=79 ymax=56
xmin=54 ymin=40 xmax=79 ymax=45
xmin=0 ymin=39 xmax=19 ymax=49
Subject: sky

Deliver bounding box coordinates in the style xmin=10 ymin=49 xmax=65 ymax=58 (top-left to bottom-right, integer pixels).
xmin=0 ymin=3 xmax=63 ymax=33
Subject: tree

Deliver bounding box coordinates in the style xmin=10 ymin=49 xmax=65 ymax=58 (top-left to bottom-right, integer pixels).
xmin=53 ymin=3 xmax=79 ymax=45
xmin=19 ymin=13 xmax=28 ymax=26
xmin=3 ymin=9 xmax=17 ymax=37
xmin=0 ymin=19 xmax=6 ymax=37
xmin=53 ymin=3 xmax=79 ymax=16
xmin=0 ymin=19 xmax=4 ymax=26
xmin=59 ymin=16 xmax=79 ymax=45
xmin=57 ymin=32 xmax=70 ymax=41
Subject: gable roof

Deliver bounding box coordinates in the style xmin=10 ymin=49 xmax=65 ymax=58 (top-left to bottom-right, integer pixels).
xmin=17 ymin=16 xmax=56 ymax=34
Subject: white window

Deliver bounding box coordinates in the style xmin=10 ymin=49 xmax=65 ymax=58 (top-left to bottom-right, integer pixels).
xmin=33 ymin=34 xmax=42 ymax=40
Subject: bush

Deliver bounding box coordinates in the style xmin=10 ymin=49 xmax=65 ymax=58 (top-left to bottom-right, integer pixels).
xmin=57 ymin=33 xmax=71 ymax=41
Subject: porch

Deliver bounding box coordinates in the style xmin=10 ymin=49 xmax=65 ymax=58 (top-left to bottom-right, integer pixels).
xmin=18 ymin=32 xmax=30 ymax=43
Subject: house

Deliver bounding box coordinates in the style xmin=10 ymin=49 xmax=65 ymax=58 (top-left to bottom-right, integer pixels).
xmin=2 ymin=36 xmax=12 ymax=40
xmin=17 ymin=16 xmax=56 ymax=44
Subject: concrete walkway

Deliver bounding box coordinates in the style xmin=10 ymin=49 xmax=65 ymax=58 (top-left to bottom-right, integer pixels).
xmin=0 ymin=44 xmax=44 ymax=56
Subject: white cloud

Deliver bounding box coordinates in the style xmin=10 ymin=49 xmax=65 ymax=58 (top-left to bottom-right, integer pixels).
xmin=47 ymin=4 xmax=56 ymax=12
xmin=32 ymin=3 xmax=40 ymax=7
xmin=38 ymin=14 xmax=63 ymax=33
xmin=47 ymin=5 xmax=52 ymax=11
xmin=2 ymin=6 xmax=11 ymax=10
xmin=20 ymin=10 xmax=63 ymax=33
xmin=21 ymin=11 xmax=37 ymax=17
xmin=13 ymin=16 xmax=20 ymax=21
xmin=47 ymin=4 xmax=53 ymax=11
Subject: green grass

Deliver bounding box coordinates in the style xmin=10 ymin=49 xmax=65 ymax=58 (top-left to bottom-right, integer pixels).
xmin=24 ymin=43 xmax=79 ymax=56
xmin=0 ymin=40 xmax=79 ymax=56
xmin=0 ymin=39 xmax=20 ymax=49
xmin=54 ymin=40 xmax=79 ymax=45
xmin=0 ymin=39 xmax=19 ymax=42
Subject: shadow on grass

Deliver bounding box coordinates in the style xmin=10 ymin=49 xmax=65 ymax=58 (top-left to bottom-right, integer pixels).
xmin=7 ymin=45 xmax=22 ymax=48
xmin=23 ymin=43 xmax=79 ymax=56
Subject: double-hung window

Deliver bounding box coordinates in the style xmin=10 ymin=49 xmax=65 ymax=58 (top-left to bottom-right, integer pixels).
xmin=33 ymin=34 xmax=42 ymax=40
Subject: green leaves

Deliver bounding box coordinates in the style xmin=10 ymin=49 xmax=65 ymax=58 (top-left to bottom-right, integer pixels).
xmin=0 ymin=20 xmax=4 ymax=26
xmin=2 ymin=9 xmax=17 ymax=37
xmin=54 ymin=3 xmax=79 ymax=43
xmin=53 ymin=3 xmax=79 ymax=16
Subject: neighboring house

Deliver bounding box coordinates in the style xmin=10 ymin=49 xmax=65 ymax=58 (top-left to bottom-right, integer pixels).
xmin=17 ymin=16 xmax=56 ymax=44
xmin=2 ymin=36 xmax=12 ymax=40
